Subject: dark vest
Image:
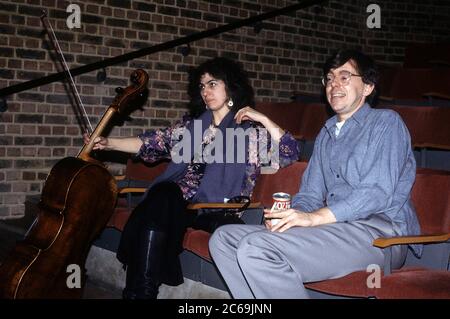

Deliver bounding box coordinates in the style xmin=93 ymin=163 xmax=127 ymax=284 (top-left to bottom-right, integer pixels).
xmin=150 ymin=109 xmax=251 ymax=202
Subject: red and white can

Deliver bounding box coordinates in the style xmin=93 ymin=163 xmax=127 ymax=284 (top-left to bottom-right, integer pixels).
xmin=270 ymin=192 xmax=291 ymax=226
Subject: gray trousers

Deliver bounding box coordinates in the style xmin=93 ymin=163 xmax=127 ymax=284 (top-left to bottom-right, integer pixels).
xmin=209 ymin=214 xmax=407 ymax=299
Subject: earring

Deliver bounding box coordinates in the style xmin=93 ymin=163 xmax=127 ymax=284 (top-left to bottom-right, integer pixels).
xmin=227 ymin=99 xmax=234 ymax=108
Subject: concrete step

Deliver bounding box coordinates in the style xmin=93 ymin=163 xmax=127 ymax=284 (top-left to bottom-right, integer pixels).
xmin=85 ymin=245 xmax=230 ymax=299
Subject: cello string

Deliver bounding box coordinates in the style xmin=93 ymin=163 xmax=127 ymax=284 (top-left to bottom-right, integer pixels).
xmin=39 ymin=18 xmax=87 ymax=134
xmin=41 ymin=12 xmax=94 ymax=135
xmin=40 ymin=14 xmax=87 ymax=134
xmin=43 ymin=15 xmax=94 ymax=134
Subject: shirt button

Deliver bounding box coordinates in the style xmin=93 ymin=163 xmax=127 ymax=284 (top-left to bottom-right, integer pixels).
xmin=330 ymin=193 xmax=334 ymax=197
xmin=336 ymin=174 xmax=340 ymax=178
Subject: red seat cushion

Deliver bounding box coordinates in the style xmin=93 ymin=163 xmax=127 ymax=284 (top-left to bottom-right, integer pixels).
xmin=305 ymin=270 xmax=372 ymax=297
xmin=182 ymin=228 xmax=212 ymax=261
xmin=305 ymin=267 xmax=450 ymax=299
xmin=375 ymin=268 xmax=450 ymax=299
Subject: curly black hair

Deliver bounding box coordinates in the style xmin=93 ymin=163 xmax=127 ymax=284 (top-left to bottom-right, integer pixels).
xmin=323 ymin=49 xmax=379 ymax=104
xmin=187 ymin=57 xmax=255 ymax=117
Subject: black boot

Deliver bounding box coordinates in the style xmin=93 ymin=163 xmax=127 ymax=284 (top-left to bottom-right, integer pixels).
xmin=122 ymin=229 xmax=167 ymax=299
xmin=122 ymin=258 xmax=138 ymax=299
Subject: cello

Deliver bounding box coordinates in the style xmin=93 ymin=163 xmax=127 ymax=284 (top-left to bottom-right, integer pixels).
xmin=0 ymin=69 xmax=149 ymax=299
xmin=0 ymin=12 xmax=149 ymax=297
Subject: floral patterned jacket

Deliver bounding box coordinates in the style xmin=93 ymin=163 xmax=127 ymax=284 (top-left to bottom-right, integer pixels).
xmin=137 ymin=117 xmax=300 ymax=200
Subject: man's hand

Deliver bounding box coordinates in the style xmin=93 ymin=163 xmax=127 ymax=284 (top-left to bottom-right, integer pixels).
xmin=264 ymin=208 xmax=313 ymax=232
xmin=264 ymin=207 xmax=337 ymax=232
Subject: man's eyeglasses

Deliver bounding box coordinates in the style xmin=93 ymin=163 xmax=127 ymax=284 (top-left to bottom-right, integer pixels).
xmin=322 ymin=70 xmax=362 ymax=87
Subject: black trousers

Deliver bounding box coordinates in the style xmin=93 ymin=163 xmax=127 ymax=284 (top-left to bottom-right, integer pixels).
xmin=117 ymin=181 xmax=190 ymax=286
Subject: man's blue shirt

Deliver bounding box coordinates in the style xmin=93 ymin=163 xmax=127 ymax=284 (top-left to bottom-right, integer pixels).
xmin=292 ymin=103 xmax=421 ymax=256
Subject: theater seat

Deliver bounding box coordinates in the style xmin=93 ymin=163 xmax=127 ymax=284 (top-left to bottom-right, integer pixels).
xmin=254 ymin=101 xmax=330 ymax=141
xmin=305 ymin=168 xmax=450 ymax=299
xmin=381 ymin=105 xmax=450 ymax=150
xmin=375 ymin=267 xmax=450 ymax=299
xmin=182 ymin=161 xmax=308 ymax=261
xmin=254 ymin=101 xmax=330 ymax=161
xmin=107 ymin=158 xmax=169 ymax=231
xmin=306 ymin=266 xmax=450 ymax=299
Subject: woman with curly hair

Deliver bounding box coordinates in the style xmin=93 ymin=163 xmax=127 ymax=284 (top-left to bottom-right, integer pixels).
xmin=84 ymin=57 xmax=300 ymax=299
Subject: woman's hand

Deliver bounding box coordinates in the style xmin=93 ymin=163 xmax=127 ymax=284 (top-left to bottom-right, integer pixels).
xmin=234 ymin=106 xmax=267 ymax=124
xmin=83 ymin=134 xmax=143 ymax=153
xmin=83 ymin=133 xmax=110 ymax=151
xmin=264 ymin=208 xmax=314 ymax=232
xmin=235 ymin=106 xmax=285 ymax=141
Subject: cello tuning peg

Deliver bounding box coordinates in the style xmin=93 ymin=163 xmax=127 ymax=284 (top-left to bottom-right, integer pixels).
xmin=115 ymin=87 xmax=124 ymax=94
xmin=138 ymin=88 xmax=149 ymax=99
xmin=96 ymin=68 xmax=107 ymax=82
xmin=131 ymin=73 xmax=139 ymax=84
xmin=0 ymin=97 xmax=7 ymax=112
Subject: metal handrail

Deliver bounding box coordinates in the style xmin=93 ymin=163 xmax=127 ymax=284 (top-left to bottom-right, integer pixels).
xmin=0 ymin=0 xmax=325 ymax=98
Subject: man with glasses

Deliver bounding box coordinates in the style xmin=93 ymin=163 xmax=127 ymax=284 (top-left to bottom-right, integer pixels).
xmin=209 ymin=49 xmax=421 ymax=298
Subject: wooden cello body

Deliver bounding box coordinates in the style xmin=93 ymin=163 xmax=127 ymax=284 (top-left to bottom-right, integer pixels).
xmin=0 ymin=158 xmax=117 ymax=298
xmin=0 ymin=69 xmax=149 ymax=298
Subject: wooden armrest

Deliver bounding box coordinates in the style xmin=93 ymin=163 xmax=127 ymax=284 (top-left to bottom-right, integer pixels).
xmin=373 ymin=233 xmax=450 ymax=248
xmin=187 ymin=202 xmax=261 ymax=210
xmin=412 ymin=142 xmax=450 ymax=151
xmin=427 ymin=59 xmax=450 ymax=67
xmin=422 ymin=92 xmax=450 ymax=101
xmin=115 ymin=175 xmax=126 ymax=181
xmin=117 ymin=189 xmax=262 ymax=209
xmin=118 ymin=187 xmax=147 ymax=194
xmin=378 ymin=95 xmax=394 ymax=101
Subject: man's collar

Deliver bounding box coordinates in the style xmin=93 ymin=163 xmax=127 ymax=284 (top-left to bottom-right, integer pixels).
xmin=351 ymin=102 xmax=371 ymax=126
xmin=325 ymin=102 xmax=371 ymax=131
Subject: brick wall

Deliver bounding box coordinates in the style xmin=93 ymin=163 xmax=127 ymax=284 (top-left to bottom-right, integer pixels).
xmin=0 ymin=0 xmax=449 ymax=218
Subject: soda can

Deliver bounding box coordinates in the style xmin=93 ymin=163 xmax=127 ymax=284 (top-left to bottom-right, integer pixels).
xmin=269 ymin=192 xmax=291 ymax=226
